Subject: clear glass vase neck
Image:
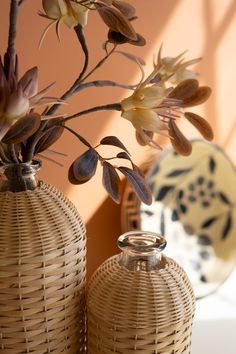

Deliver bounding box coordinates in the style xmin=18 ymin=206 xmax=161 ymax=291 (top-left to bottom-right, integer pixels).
xmin=118 ymin=231 xmax=167 ymax=271
xmin=0 ymin=160 xmax=41 ymax=192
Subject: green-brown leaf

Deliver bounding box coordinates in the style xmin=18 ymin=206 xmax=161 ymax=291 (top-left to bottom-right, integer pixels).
xmin=34 ymin=125 xmax=64 ymax=154
xmin=69 ymin=148 xmax=99 ymax=185
xmin=100 ymin=136 xmax=130 ymax=154
xmin=118 ymin=166 xmax=152 ymax=205
xmin=2 ymin=113 xmax=41 ymax=144
xmin=102 ymin=161 xmax=121 ymax=203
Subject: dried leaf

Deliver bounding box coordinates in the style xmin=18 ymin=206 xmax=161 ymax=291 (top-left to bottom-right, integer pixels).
xmin=108 ymin=30 xmax=145 ymax=46
xmin=0 ymin=142 xmax=13 ymax=163
xmin=135 ymin=130 xmax=154 ymax=146
xmin=116 ymin=151 xmax=131 ymax=160
xmin=115 ymin=50 xmax=146 ymax=65
xmin=183 ymin=86 xmax=212 ymax=107
xmin=118 ymin=166 xmax=152 ymax=205
xmin=169 ymin=79 xmax=199 ymax=101
xmin=100 ymin=136 xmax=130 ymax=154
xmin=102 ymin=161 xmax=121 ymax=203
xmin=108 ymin=30 xmax=129 ymax=44
xmin=99 ymin=0 xmax=113 ymax=5
xmin=69 ymin=148 xmax=99 ymax=185
xmin=34 ymin=125 xmax=64 ymax=154
xmin=185 ymin=112 xmax=213 ymax=140
xmin=2 ymin=113 xmax=41 ymax=144
xmin=112 ymin=0 xmax=136 ymax=18
xmin=168 ymin=120 xmax=192 ymax=156
xmin=128 ymin=33 xmax=146 ymax=46
xmin=97 ymin=5 xmax=137 ymax=40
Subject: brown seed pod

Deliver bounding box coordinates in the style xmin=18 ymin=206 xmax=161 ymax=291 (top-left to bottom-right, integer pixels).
xmin=183 ymin=86 xmax=212 ymax=107
xmin=168 ymin=79 xmax=199 ymax=101
xmin=185 ymin=112 xmax=214 ymax=140
xmin=97 ymin=5 xmax=137 ymax=40
xmin=168 ymin=120 xmax=192 ymax=156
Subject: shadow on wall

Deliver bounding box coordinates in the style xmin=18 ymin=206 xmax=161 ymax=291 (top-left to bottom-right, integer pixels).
xmin=86 ymin=195 xmax=121 ymax=278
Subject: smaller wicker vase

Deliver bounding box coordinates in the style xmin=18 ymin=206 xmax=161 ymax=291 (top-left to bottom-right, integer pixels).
xmin=87 ymin=231 xmax=195 ymax=354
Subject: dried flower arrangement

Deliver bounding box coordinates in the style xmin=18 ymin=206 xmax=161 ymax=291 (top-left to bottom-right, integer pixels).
xmin=0 ymin=0 xmax=213 ymax=204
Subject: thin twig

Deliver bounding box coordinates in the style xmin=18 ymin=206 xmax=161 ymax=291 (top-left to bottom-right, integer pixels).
xmin=7 ymin=0 xmax=19 ymax=63
xmin=46 ymin=26 xmax=90 ymax=115
xmin=73 ymin=80 xmax=136 ymax=94
xmin=72 ymin=25 xmax=89 ymax=88
xmin=77 ymin=45 xmax=116 ymax=86
xmin=63 ymin=125 xmax=92 ymax=147
xmin=61 ymin=102 xmax=121 ymax=123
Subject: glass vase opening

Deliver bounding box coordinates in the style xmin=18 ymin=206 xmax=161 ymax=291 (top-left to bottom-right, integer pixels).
xmin=0 ymin=160 xmax=41 ymax=192
xmin=118 ymin=231 xmax=167 ymax=271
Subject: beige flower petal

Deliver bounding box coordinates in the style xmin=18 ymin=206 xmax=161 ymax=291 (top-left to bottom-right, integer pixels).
xmin=122 ymin=108 xmax=165 ymax=133
xmin=5 ymin=88 xmax=29 ymax=121
xmin=18 ymin=67 xmax=38 ymax=99
xmin=121 ymin=86 xmax=171 ymax=111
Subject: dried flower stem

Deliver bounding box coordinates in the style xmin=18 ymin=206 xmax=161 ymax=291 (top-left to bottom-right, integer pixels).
xmin=73 ymin=25 xmax=89 ymax=85
xmin=62 ymin=125 xmax=92 ymax=147
xmin=23 ymin=103 xmax=121 ymax=162
xmin=7 ymin=0 xmax=19 ymax=63
xmin=77 ymin=45 xmax=116 ymax=86
xmin=47 ymin=45 xmax=116 ymax=116
xmin=9 ymin=144 xmax=19 ymax=163
xmin=18 ymin=0 xmax=26 ymax=6
xmin=73 ymin=80 xmax=136 ymax=94
xmin=61 ymin=102 xmax=121 ymax=123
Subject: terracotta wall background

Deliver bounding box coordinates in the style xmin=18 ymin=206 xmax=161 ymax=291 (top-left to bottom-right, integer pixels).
xmin=0 ymin=0 xmax=236 ymax=276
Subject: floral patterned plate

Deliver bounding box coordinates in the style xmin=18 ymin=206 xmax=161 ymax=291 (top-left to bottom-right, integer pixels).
xmin=122 ymin=140 xmax=236 ymax=299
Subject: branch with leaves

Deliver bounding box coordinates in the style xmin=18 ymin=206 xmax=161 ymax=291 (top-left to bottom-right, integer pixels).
xmin=0 ymin=0 xmax=213 ymax=205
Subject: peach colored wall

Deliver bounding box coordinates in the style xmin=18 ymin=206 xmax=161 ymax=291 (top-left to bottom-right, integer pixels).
xmin=1 ymin=0 xmax=236 ymax=276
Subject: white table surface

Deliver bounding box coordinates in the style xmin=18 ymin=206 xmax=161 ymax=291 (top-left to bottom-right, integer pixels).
xmin=192 ymin=266 xmax=236 ymax=354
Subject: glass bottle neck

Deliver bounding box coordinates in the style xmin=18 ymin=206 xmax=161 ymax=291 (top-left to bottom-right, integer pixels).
xmin=0 ymin=160 xmax=41 ymax=192
xmin=118 ymin=231 xmax=167 ymax=271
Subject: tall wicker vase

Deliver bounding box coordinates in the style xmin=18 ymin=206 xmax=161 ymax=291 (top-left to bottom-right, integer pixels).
xmin=0 ymin=161 xmax=86 ymax=353
xmin=87 ymin=231 xmax=195 ymax=354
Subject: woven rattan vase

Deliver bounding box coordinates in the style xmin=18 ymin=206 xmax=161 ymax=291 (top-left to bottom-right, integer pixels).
xmin=87 ymin=231 xmax=195 ymax=354
xmin=0 ymin=161 xmax=86 ymax=353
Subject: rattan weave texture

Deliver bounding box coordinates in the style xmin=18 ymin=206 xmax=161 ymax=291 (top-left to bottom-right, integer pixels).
xmin=0 ymin=182 xmax=86 ymax=353
xmin=87 ymin=256 xmax=195 ymax=354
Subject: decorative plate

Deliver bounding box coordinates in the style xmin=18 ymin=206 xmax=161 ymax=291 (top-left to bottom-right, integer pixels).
xmin=122 ymin=140 xmax=236 ymax=299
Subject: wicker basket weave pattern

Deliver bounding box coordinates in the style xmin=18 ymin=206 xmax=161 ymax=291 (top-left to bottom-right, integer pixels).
xmin=87 ymin=255 xmax=195 ymax=354
xmin=0 ymin=182 xmax=86 ymax=353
